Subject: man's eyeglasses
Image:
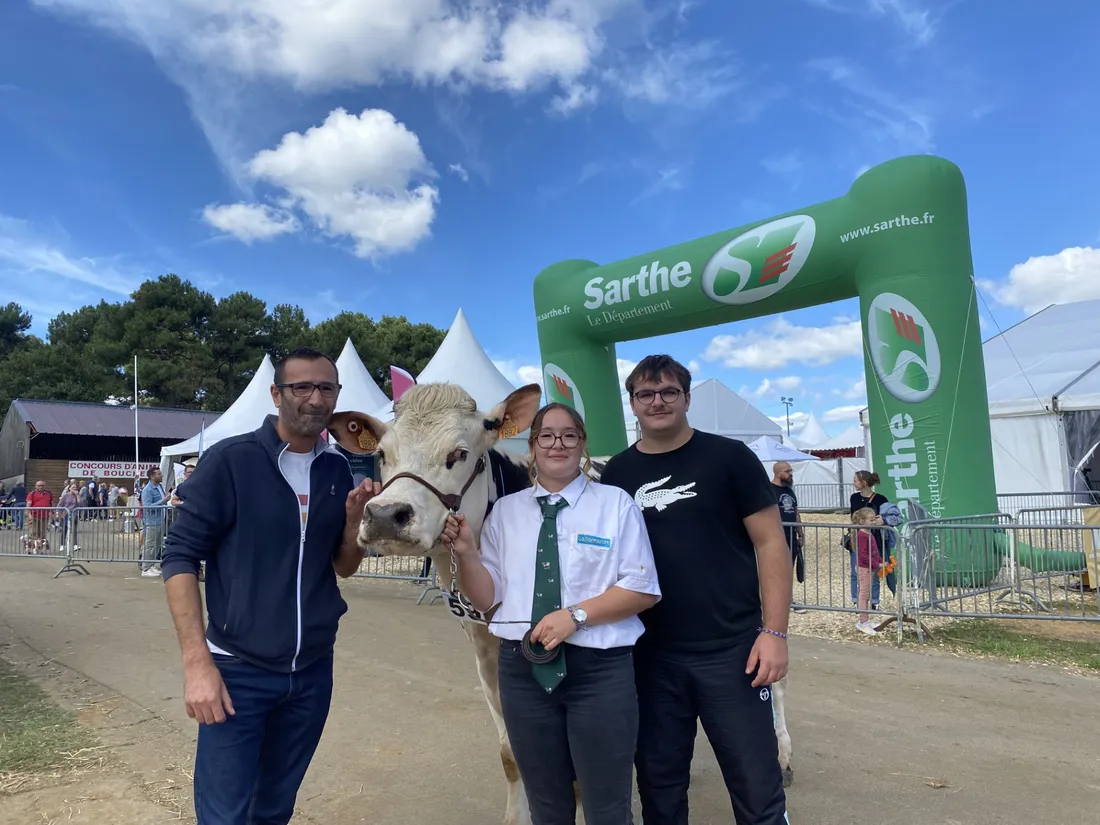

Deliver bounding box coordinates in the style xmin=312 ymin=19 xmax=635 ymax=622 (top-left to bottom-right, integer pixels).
xmin=631 ymin=388 xmax=684 ymax=404
xmin=535 ymin=431 xmax=581 ymax=449
xmin=277 ymin=382 xmax=342 ymax=399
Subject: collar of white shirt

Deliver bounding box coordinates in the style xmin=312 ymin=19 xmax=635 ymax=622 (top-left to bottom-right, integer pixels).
xmin=530 ymin=472 xmax=590 ymax=508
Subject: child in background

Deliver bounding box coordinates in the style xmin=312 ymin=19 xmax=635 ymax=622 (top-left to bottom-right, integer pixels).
xmin=852 ymin=507 xmax=883 ymax=635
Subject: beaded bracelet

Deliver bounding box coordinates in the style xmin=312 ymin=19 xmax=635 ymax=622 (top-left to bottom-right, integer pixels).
xmin=758 ymin=626 xmax=789 ymax=640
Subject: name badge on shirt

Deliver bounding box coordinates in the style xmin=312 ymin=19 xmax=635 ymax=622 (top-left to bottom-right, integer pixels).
xmin=577 ymin=533 xmax=612 ymax=549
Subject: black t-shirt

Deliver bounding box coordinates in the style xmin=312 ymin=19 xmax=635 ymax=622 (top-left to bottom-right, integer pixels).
xmin=773 ymin=483 xmax=799 ymax=551
xmin=850 ymin=490 xmax=889 ymax=551
xmin=598 ymin=430 xmax=779 ymax=652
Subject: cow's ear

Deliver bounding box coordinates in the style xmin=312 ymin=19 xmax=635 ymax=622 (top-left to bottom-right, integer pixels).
xmin=484 ymin=383 xmax=542 ymax=440
xmin=328 ymin=411 xmax=388 ymax=454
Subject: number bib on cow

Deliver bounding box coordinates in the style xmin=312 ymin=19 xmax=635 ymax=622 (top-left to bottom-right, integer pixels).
xmin=444 ymin=587 xmax=490 ymax=625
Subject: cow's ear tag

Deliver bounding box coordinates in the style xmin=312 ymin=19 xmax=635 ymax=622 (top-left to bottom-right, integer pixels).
xmin=347 ymin=420 xmax=378 ymax=452
xmin=498 ymin=416 xmax=519 ymax=439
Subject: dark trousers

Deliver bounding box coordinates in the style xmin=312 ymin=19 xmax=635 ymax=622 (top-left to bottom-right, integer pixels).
xmin=193 ymin=652 xmax=334 ymax=825
xmin=498 ymin=639 xmax=638 ymax=825
xmin=634 ymin=638 xmax=788 ymax=825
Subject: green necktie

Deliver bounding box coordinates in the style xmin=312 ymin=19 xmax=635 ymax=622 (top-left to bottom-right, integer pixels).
xmin=531 ymin=495 xmax=568 ymax=692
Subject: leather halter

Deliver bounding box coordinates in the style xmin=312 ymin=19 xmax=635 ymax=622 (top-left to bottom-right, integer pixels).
xmin=377 ymin=455 xmax=487 ymax=514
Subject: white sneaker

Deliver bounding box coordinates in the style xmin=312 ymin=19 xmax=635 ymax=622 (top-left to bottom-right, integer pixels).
xmin=141 ymin=567 xmax=161 ymax=578
xmin=856 ymin=620 xmax=878 ymax=635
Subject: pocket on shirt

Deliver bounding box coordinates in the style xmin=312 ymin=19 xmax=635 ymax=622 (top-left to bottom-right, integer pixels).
xmin=562 ymin=531 xmax=618 ymax=594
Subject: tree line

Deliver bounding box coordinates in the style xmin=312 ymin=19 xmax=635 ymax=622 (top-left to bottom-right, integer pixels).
xmin=0 ymin=274 xmax=447 ymax=417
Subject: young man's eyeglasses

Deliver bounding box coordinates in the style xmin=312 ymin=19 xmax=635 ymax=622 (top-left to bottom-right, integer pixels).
xmin=535 ymin=431 xmax=581 ymax=449
xmin=277 ymin=382 xmax=342 ymax=399
xmin=631 ymin=388 xmax=684 ymax=404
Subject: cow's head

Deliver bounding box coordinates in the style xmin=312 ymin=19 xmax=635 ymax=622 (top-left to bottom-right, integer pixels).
xmin=329 ymin=382 xmax=542 ymax=555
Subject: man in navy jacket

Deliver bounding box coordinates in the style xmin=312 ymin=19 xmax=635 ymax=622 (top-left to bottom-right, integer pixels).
xmin=161 ymin=347 xmax=379 ymax=825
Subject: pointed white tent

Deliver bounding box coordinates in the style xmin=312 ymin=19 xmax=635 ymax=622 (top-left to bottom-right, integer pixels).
xmin=161 ymin=354 xmax=277 ymax=459
xmin=335 ymin=337 xmax=389 ymax=413
xmin=795 ymin=412 xmax=830 ymax=448
xmin=816 ymin=424 xmax=864 ymax=451
xmin=746 ymin=436 xmax=820 ymax=463
xmin=373 ymin=309 xmax=531 ymax=454
xmin=684 ymin=378 xmax=782 ymax=441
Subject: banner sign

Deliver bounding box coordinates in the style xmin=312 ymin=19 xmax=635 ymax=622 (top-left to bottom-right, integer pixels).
xmin=67 ymin=460 xmax=159 ymax=478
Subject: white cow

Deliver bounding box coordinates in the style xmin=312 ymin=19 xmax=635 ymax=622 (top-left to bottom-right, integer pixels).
xmin=329 ymin=382 xmax=793 ymax=825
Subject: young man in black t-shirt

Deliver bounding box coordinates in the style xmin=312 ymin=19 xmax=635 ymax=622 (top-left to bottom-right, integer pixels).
xmin=772 ymin=461 xmax=807 ymax=614
xmin=598 ymin=355 xmax=791 ymax=825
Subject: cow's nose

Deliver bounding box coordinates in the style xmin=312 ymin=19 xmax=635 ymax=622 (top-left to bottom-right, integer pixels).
xmin=366 ymin=501 xmax=415 ymax=535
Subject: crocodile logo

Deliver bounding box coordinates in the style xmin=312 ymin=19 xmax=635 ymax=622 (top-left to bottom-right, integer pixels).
xmin=634 ymin=476 xmax=697 ymax=512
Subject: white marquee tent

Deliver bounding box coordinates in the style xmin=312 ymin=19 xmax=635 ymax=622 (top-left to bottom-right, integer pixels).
xmin=861 ymin=297 xmax=1100 ymax=496
xmin=161 ymin=354 xmax=277 ymax=463
xmin=792 ymin=412 xmax=830 ymax=448
xmin=621 ymin=378 xmax=781 ymax=447
xmin=335 ymin=337 xmax=390 ymax=414
xmin=373 ymin=308 xmax=531 ymax=454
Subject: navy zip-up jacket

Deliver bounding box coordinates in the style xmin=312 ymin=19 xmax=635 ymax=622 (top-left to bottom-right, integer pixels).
xmin=161 ymin=415 xmax=355 ymax=673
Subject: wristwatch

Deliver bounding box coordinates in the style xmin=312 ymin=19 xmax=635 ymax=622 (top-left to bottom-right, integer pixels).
xmin=567 ymin=605 xmax=588 ymax=631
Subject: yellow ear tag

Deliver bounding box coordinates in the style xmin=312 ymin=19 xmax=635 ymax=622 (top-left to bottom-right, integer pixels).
xmin=356 ymin=430 xmax=378 ymax=452
xmin=499 ymin=418 xmax=519 ymax=439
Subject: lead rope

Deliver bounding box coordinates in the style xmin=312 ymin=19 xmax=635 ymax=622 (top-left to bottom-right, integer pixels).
xmin=443 ymin=510 xmax=557 ymax=665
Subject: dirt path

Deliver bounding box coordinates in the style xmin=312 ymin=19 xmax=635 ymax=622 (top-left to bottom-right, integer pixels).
xmin=1 ymin=557 xmax=1099 ymax=825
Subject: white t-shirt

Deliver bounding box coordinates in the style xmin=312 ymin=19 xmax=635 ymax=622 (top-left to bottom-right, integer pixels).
xmin=207 ymin=447 xmax=316 ymax=656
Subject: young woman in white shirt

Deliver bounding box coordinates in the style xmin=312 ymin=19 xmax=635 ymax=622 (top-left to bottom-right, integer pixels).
xmin=442 ymin=402 xmax=661 ymax=825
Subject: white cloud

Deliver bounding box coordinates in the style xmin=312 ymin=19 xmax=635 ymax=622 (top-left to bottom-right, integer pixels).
xmin=0 ymin=215 xmax=136 ymax=298
xmin=201 ymin=203 xmax=299 ymax=243
xmin=604 ymin=40 xmax=742 ymax=110
xmin=808 ymin=57 xmax=934 ymax=154
xmin=823 ymin=404 xmax=864 ymax=423
xmin=802 ymin=0 xmax=938 ymax=46
xmin=203 ymin=108 xmax=438 ymax=258
xmin=843 ymin=375 xmax=866 ymax=400
xmin=979 ymin=247 xmax=1100 ymax=316
xmin=771 ymin=411 xmax=809 ymax=434
xmin=493 ymin=356 xmax=636 ymax=393
xmin=447 ymin=163 xmax=470 ymax=182
xmin=702 ymin=317 xmax=863 ymax=370
xmin=747 ymin=376 xmax=803 ymax=399
xmin=761 ymin=152 xmax=803 ymax=187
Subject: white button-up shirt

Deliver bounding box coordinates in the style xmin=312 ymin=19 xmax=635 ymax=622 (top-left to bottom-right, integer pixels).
xmin=480 ymin=472 xmax=661 ymax=649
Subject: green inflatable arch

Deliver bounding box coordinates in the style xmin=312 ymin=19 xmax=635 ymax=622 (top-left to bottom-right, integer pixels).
xmin=533 ymin=154 xmax=1000 ymax=586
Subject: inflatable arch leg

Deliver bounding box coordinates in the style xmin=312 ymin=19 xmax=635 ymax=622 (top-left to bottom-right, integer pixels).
xmin=533 ymin=155 xmax=1000 ymax=586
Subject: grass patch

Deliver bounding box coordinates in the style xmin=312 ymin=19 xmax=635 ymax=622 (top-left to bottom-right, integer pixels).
xmin=936 ymin=619 xmax=1100 ymax=671
xmin=0 ymin=656 xmax=97 ymax=777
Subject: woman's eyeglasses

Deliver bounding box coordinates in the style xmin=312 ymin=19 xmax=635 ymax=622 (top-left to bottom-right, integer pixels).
xmin=535 ymin=431 xmax=581 ymax=449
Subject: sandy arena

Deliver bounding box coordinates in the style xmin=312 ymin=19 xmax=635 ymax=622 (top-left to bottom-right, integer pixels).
xmin=1 ymin=555 xmax=1099 ymax=825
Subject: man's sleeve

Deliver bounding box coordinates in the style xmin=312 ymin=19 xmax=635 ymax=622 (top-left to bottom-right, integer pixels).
xmin=161 ymin=449 xmax=236 ymax=580
xmin=728 ymin=441 xmax=782 ymax=519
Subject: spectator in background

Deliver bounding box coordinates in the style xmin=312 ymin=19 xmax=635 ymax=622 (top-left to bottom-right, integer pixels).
xmin=140 ymin=467 xmax=166 ymax=578
xmin=851 ymin=507 xmax=883 ymax=635
xmin=848 ymin=470 xmax=889 ymax=610
xmin=25 ymin=480 xmax=54 ymax=551
xmin=170 ymin=464 xmax=195 ymax=506
xmin=58 ymin=483 xmax=81 ymax=549
xmin=8 ymin=480 xmax=27 ymax=530
xmin=771 ymin=461 xmax=806 ymax=614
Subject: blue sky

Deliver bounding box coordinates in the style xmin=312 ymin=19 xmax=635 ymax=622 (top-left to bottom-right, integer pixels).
xmin=2 ymin=0 xmax=1098 ymax=440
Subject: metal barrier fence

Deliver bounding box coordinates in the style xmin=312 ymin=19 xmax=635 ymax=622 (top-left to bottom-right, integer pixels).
xmin=995 ymin=491 xmax=1100 ymax=516
xmin=5 ymin=500 xmax=1098 ymax=649
xmin=792 ymin=483 xmax=849 ymax=512
xmin=787 ymin=520 xmax=906 ymax=643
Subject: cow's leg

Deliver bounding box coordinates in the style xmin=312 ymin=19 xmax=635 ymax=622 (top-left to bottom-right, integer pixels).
xmin=772 ymin=675 xmax=793 ymax=787
xmin=463 ymin=622 xmax=532 ymax=825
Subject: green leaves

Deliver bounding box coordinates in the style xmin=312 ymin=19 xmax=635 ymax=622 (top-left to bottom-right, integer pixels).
xmin=0 ymin=274 xmax=447 ymax=417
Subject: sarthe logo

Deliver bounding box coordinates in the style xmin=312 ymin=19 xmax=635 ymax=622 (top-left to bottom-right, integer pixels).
xmin=867 ymin=293 xmax=941 ymax=403
xmin=701 ymin=215 xmax=816 ymax=305
xmin=543 ymin=363 xmax=586 ymax=418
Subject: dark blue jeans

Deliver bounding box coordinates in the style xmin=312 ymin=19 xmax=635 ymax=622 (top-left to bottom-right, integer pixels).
xmin=194 ymin=652 xmax=334 ymax=825
xmin=498 ymin=639 xmax=638 ymax=825
xmin=634 ymin=638 xmax=789 ymax=825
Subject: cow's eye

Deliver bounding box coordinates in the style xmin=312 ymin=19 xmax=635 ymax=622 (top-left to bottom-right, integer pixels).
xmin=446 ymin=449 xmax=469 ymax=470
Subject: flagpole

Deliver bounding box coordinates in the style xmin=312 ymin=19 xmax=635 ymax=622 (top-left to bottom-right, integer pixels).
xmin=134 ymin=355 xmax=140 ymax=488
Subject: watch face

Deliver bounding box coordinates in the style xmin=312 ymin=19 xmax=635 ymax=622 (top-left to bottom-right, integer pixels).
xmin=574 ymin=607 xmax=588 ymax=623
